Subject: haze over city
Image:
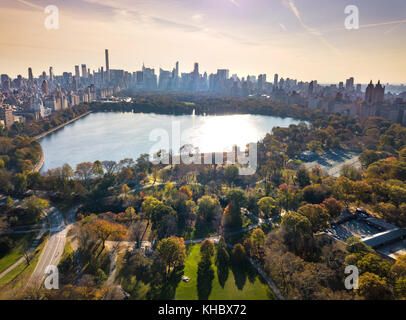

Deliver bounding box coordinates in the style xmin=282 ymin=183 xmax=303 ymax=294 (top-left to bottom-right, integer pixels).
xmin=1 ymin=0 xmax=406 ymax=83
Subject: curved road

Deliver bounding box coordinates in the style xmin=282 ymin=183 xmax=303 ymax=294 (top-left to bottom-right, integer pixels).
xmin=27 ymin=206 xmax=77 ymax=289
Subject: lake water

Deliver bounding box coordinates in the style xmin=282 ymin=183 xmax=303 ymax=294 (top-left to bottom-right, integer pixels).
xmin=39 ymin=112 xmax=302 ymax=172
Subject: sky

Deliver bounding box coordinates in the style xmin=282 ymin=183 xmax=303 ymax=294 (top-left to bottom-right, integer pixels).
xmin=1 ymin=0 xmax=406 ymax=84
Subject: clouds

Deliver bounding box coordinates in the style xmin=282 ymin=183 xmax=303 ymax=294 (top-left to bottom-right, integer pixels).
xmin=0 ymin=0 xmax=405 ymax=83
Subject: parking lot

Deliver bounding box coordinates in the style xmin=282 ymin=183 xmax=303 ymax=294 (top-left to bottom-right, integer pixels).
xmin=327 ymin=219 xmax=381 ymax=242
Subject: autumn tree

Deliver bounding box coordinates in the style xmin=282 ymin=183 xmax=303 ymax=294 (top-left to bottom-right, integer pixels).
xmin=297 ymin=204 xmax=330 ymax=233
xmin=321 ymin=198 xmax=343 ymax=219
xmin=156 ymin=236 xmax=186 ymax=277
xmin=89 ymin=219 xmax=127 ymax=257
xmin=359 ymin=272 xmax=392 ymax=300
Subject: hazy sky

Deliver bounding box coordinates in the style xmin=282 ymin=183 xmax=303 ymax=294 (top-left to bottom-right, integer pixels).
xmin=1 ymin=0 xmax=406 ymax=83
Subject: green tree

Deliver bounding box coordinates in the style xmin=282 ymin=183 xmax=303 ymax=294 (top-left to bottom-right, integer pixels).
xmin=197 ymin=196 xmax=221 ymax=223
xmin=296 ymin=167 xmax=311 ymax=188
xmin=21 ymin=196 xmax=49 ymax=222
xmin=200 ymin=239 xmax=215 ymax=263
xmin=224 ymin=165 xmax=239 ymax=186
xmin=257 ymin=197 xmax=277 ymax=217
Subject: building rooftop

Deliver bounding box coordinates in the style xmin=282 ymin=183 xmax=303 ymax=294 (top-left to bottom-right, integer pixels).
xmin=363 ymin=228 xmax=406 ymax=248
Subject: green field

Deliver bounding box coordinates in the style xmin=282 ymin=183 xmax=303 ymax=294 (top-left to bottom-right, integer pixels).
xmin=175 ymin=244 xmax=276 ymax=300
xmin=0 ymin=232 xmax=38 ymax=274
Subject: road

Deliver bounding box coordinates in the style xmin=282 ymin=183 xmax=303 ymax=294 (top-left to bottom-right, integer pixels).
xmin=27 ymin=206 xmax=77 ymax=289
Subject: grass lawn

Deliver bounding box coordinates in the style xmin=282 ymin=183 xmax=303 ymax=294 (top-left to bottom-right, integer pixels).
xmin=0 ymin=234 xmax=48 ymax=299
xmin=175 ymin=244 xmax=276 ymax=300
xmin=0 ymin=232 xmax=38 ymax=274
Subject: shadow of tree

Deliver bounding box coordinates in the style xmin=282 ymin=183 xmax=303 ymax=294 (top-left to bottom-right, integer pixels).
xmin=230 ymin=262 xmax=247 ymax=290
xmin=217 ymin=263 xmax=229 ymax=289
xmin=197 ymin=260 xmax=214 ymax=300
xmin=154 ymin=267 xmax=184 ymax=300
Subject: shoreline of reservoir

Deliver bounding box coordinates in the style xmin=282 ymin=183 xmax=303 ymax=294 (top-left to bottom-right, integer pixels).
xmin=33 ymin=111 xmax=92 ymax=141
xmin=33 ymin=111 xmax=92 ymax=173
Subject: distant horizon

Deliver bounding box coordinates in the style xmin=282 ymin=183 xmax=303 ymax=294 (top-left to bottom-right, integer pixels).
xmin=3 ymin=54 xmax=406 ymax=88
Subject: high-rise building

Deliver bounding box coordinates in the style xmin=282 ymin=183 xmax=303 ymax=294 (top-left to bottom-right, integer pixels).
xmin=28 ymin=68 xmax=33 ymax=82
xmin=365 ymin=81 xmax=385 ymax=105
xmin=193 ymin=63 xmax=199 ymax=81
xmin=0 ymin=106 xmax=14 ymax=128
xmin=49 ymin=67 xmax=54 ymax=83
xmin=345 ymin=77 xmax=354 ymax=91
xmin=105 ymin=49 xmax=110 ymax=82
xmin=274 ymin=74 xmax=279 ymax=87
xmin=81 ymin=64 xmax=87 ymax=78
xmin=75 ymin=65 xmax=80 ymax=79
xmin=41 ymin=80 xmax=49 ymax=95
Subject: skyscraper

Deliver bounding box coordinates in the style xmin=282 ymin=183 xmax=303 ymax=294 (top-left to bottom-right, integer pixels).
xmin=274 ymin=74 xmax=279 ymax=87
xmin=49 ymin=67 xmax=54 ymax=83
xmin=28 ymin=68 xmax=33 ymax=82
xmin=75 ymin=65 xmax=80 ymax=79
xmin=105 ymin=49 xmax=110 ymax=82
xmin=81 ymin=64 xmax=87 ymax=78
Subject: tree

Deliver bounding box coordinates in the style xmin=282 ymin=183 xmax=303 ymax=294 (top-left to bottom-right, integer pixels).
xmin=89 ymin=219 xmax=127 ymax=257
xmin=200 ymin=239 xmax=215 ymax=263
xmin=75 ymin=162 xmax=93 ymax=181
xmin=21 ymin=196 xmax=49 ymax=222
xmin=156 ymin=236 xmax=186 ymax=277
xmin=333 ymin=176 xmax=355 ymax=208
xmin=321 ymin=198 xmax=343 ymax=218
xmin=225 ymin=189 xmax=247 ymax=229
xmin=359 ymin=272 xmax=392 ymax=300
xmin=357 ymin=253 xmax=391 ymax=278
xmin=257 ymin=197 xmax=277 ymax=217
xmin=251 ymin=228 xmax=266 ymax=248
xmin=360 ymin=150 xmax=381 ymax=168
xmin=102 ymin=161 xmax=117 ymax=175
xmin=197 ymin=196 xmax=221 ymax=223
xmin=121 ymin=184 xmax=130 ymax=198
xmin=231 ymin=243 xmax=246 ymax=263
xmin=13 ymin=173 xmax=27 ymax=195
xmin=296 ymin=167 xmax=311 ymax=188
xmin=62 ymin=164 xmax=74 ymax=180
xmin=224 ymin=165 xmax=239 ymax=186
xmin=92 ymin=161 xmax=104 ymax=177
xmin=216 ymin=237 xmax=229 ymax=267
xmin=391 ymin=255 xmax=406 ymax=279
xmin=399 ymin=147 xmax=406 ymax=162
xmin=297 ymin=204 xmax=330 ymax=233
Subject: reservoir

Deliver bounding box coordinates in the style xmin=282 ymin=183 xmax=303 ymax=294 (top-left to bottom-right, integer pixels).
xmin=39 ymin=112 xmax=303 ymax=172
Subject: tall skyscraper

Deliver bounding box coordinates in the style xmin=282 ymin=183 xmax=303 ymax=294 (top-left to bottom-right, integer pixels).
xmin=28 ymin=68 xmax=33 ymax=82
xmin=75 ymin=65 xmax=80 ymax=79
xmin=49 ymin=67 xmax=54 ymax=83
xmin=105 ymin=49 xmax=110 ymax=82
xmin=193 ymin=63 xmax=199 ymax=80
xmin=274 ymin=74 xmax=279 ymax=87
xmin=81 ymin=64 xmax=87 ymax=78
xmin=175 ymin=61 xmax=179 ymax=79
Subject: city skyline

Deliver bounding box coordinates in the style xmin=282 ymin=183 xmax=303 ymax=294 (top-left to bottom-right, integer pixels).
xmin=1 ymin=0 xmax=406 ymax=83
